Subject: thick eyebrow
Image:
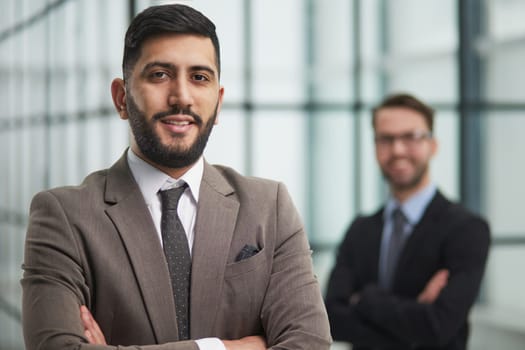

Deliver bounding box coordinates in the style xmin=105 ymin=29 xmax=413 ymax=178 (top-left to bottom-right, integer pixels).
xmin=141 ymin=61 xmax=175 ymax=75
xmin=190 ymin=65 xmax=216 ymax=79
xmin=141 ymin=61 xmax=217 ymax=79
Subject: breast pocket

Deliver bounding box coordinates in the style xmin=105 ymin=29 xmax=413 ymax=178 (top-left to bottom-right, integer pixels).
xmin=224 ymin=247 xmax=267 ymax=278
xmin=218 ymin=247 xmax=270 ymax=338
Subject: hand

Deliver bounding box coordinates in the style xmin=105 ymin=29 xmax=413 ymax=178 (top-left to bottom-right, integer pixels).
xmin=349 ymin=292 xmax=360 ymax=305
xmin=223 ymin=335 xmax=267 ymax=350
xmin=80 ymin=305 xmax=107 ymax=345
xmin=417 ymin=269 xmax=449 ymax=304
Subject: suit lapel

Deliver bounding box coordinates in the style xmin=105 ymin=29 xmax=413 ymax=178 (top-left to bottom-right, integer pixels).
xmin=190 ymin=163 xmax=239 ymax=338
xmin=104 ymin=153 xmax=178 ymax=343
xmin=397 ymin=191 xmax=449 ymax=270
xmin=370 ymin=212 xmax=385 ymax=282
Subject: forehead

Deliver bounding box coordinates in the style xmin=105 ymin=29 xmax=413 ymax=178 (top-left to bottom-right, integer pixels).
xmin=374 ymin=107 xmax=429 ymax=133
xmin=135 ymin=33 xmax=217 ymax=72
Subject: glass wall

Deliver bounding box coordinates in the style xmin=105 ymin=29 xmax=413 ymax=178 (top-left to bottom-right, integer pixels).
xmin=1 ymin=0 xmax=525 ymax=349
xmin=475 ymin=0 xmax=525 ymax=345
xmin=0 ymin=1 xmax=129 ymax=349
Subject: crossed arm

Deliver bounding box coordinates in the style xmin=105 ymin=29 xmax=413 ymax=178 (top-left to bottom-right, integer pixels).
xmin=80 ymin=306 xmax=266 ymax=350
xmin=350 ymin=269 xmax=449 ymax=305
xmin=76 ymin=273 xmax=447 ymax=349
xmin=416 ymin=269 xmax=449 ymax=304
xmin=325 ymin=216 xmax=490 ymax=348
xmin=22 ymin=191 xmax=268 ymax=350
xmin=23 ymin=185 xmax=330 ymax=349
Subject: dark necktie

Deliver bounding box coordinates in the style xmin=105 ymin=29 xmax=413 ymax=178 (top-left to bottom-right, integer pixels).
xmin=381 ymin=207 xmax=407 ymax=290
xmin=159 ymin=185 xmax=191 ymax=340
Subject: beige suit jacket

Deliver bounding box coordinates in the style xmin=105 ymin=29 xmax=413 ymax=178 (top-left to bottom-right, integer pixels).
xmin=21 ymin=152 xmax=331 ymax=350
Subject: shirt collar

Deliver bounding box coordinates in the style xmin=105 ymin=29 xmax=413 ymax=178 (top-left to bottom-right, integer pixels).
xmin=127 ymin=149 xmax=203 ymax=205
xmin=384 ymin=183 xmax=437 ymax=225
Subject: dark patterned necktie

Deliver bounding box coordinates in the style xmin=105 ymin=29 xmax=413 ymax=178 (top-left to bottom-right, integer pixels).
xmin=159 ymin=185 xmax=191 ymax=340
xmin=381 ymin=207 xmax=407 ymax=290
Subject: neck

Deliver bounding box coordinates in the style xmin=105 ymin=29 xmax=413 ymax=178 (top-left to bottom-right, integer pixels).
xmin=391 ymin=177 xmax=430 ymax=204
xmin=156 ymin=163 xmax=193 ymax=180
xmin=130 ymin=146 xmax=195 ymax=180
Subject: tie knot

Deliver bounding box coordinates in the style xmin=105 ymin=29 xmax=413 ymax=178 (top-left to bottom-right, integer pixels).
xmin=159 ymin=184 xmax=187 ymax=210
xmin=392 ymin=207 xmax=407 ymax=226
xmin=392 ymin=207 xmax=407 ymax=233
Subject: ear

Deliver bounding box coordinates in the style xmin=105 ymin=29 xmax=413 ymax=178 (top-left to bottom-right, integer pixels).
xmin=214 ymin=86 xmax=225 ymax=125
xmin=111 ymin=78 xmax=128 ymax=120
xmin=430 ymin=137 xmax=438 ymax=157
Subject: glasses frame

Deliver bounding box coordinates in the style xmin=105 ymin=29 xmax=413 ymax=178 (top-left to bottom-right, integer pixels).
xmin=374 ymin=130 xmax=433 ymax=149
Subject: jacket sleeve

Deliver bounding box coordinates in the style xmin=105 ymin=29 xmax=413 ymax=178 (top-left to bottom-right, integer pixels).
xmin=21 ymin=191 xmax=198 ymax=350
xmin=354 ymin=215 xmax=491 ymax=347
xmin=260 ymin=183 xmax=332 ymax=350
xmin=325 ymin=218 xmax=409 ymax=348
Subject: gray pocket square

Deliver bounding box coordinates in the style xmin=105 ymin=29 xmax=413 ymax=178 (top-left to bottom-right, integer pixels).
xmin=235 ymin=244 xmax=260 ymax=262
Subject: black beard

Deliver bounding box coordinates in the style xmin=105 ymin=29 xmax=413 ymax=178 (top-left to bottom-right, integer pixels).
xmin=126 ymin=95 xmax=217 ymax=169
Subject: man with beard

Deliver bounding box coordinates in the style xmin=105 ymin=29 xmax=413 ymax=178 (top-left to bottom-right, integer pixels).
xmin=21 ymin=4 xmax=331 ymax=350
xmin=325 ymin=93 xmax=490 ymax=350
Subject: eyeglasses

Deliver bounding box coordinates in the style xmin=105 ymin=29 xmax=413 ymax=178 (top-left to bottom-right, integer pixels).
xmin=374 ymin=130 xmax=432 ymax=149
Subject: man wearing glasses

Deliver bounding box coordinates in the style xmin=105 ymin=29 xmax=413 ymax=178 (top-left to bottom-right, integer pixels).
xmin=325 ymin=93 xmax=490 ymax=350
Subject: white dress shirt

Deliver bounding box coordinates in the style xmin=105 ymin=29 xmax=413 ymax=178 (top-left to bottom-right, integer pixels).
xmin=127 ymin=149 xmax=225 ymax=350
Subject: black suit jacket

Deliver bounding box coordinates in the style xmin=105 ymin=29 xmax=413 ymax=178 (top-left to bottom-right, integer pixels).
xmin=325 ymin=191 xmax=490 ymax=350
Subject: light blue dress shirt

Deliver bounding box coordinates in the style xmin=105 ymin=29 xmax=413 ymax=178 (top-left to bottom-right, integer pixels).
xmin=378 ymin=183 xmax=437 ymax=288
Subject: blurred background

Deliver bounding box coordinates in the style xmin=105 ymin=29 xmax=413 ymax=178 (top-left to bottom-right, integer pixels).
xmin=1 ymin=0 xmax=524 ymax=349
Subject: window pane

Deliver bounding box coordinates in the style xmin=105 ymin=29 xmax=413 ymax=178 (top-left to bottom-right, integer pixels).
xmin=310 ymin=111 xmax=354 ymax=244
xmin=484 ymin=113 xmax=525 ymax=237
xmin=484 ymin=246 xmax=525 ymax=310
xmin=252 ymin=0 xmax=306 ymax=104
xmin=252 ymin=111 xmax=306 ymax=217
xmin=204 ymin=109 xmax=246 ymax=172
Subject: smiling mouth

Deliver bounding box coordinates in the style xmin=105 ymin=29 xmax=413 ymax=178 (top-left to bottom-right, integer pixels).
xmin=162 ymin=120 xmax=191 ymax=126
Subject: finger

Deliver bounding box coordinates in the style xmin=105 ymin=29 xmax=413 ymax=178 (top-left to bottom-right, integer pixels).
xmin=90 ymin=314 xmax=105 ymax=343
xmin=437 ymin=269 xmax=449 ymax=280
xmin=435 ymin=269 xmax=450 ymax=287
xmin=80 ymin=305 xmax=93 ymax=328
xmin=84 ymin=329 xmax=94 ymax=343
xmin=80 ymin=305 xmax=107 ymax=345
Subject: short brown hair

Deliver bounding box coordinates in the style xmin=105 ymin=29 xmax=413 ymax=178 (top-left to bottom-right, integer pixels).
xmin=372 ymin=93 xmax=434 ymax=131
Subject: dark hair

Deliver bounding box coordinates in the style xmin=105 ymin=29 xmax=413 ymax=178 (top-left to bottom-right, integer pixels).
xmin=372 ymin=93 xmax=434 ymax=131
xmin=122 ymin=4 xmax=221 ymax=80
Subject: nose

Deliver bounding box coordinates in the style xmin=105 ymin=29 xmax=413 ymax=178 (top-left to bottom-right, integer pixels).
xmin=390 ymin=137 xmax=408 ymax=155
xmin=167 ymin=78 xmax=193 ymax=108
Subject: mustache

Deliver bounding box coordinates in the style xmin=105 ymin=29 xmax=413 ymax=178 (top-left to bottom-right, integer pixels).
xmin=152 ymin=106 xmax=202 ymax=125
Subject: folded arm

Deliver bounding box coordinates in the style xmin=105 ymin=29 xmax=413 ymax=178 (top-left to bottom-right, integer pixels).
xmin=259 ymin=183 xmax=332 ymax=349
xmin=77 ymin=183 xmax=330 ymax=350
xmin=22 ymin=191 xmax=198 ymax=350
xmin=325 ymin=244 xmax=409 ymax=348
xmin=81 ymin=306 xmax=266 ymax=350
xmin=353 ymin=217 xmax=490 ymax=347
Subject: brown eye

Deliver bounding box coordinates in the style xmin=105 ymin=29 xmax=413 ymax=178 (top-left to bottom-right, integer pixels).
xmin=151 ymin=71 xmax=168 ymax=79
xmin=193 ymin=74 xmax=208 ymax=82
